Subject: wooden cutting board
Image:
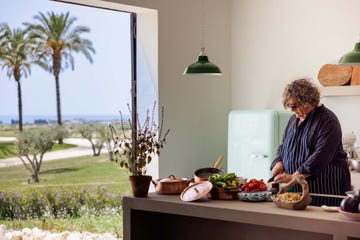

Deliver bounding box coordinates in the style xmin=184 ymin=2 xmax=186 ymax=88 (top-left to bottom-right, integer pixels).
xmin=351 ymin=66 xmax=360 ymax=85
xmin=318 ymin=64 xmax=352 ymax=86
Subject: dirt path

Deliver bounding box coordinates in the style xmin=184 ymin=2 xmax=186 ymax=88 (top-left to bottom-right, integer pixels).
xmin=0 ymin=137 xmax=108 ymax=168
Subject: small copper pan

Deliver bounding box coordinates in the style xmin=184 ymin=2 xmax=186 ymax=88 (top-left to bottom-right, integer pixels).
xmin=194 ymin=155 xmax=224 ymax=182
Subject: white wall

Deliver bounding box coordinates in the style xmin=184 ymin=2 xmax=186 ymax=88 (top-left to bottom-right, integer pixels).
xmin=57 ymin=0 xmax=360 ymax=180
xmin=59 ymin=0 xmax=232 ymax=179
xmin=231 ymin=0 xmax=360 ymax=141
xmin=154 ymin=0 xmax=231 ymax=179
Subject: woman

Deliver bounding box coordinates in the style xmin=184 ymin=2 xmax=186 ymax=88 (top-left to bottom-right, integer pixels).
xmin=271 ymin=78 xmax=351 ymax=206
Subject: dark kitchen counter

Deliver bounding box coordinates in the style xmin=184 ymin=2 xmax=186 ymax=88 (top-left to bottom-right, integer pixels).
xmin=123 ymin=192 xmax=360 ymax=240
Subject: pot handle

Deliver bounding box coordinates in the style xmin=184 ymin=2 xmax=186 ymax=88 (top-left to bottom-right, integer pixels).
xmin=278 ymin=175 xmax=309 ymax=199
xmin=188 ymin=178 xmax=195 ymax=185
xmin=213 ymin=155 xmax=224 ymax=168
xmin=151 ymin=180 xmax=158 ymax=187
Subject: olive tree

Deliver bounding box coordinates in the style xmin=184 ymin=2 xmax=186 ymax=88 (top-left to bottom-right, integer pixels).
xmin=15 ymin=127 xmax=59 ymax=183
xmin=77 ymin=124 xmax=108 ymax=157
xmin=103 ymin=125 xmax=114 ymax=161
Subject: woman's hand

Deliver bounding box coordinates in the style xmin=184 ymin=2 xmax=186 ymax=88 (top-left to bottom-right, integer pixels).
xmin=274 ymin=173 xmax=292 ymax=183
xmin=274 ymin=172 xmax=310 ymax=183
xmin=272 ymin=161 xmax=284 ymax=176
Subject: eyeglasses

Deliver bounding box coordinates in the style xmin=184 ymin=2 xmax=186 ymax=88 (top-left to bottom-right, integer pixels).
xmin=286 ymin=103 xmax=300 ymax=110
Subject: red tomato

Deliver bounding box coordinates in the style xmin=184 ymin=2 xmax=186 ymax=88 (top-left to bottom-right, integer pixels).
xmin=241 ymin=178 xmax=267 ymax=192
xmin=248 ymin=182 xmax=259 ymax=189
xmin=259 ymin=183 xmax=267 ymax=191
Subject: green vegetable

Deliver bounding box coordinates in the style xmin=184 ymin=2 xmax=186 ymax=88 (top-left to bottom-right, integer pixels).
xmin=208 ymin=172 xmax=238 ymax=189
xmin=216 ymin=182 xmax=227 ymax=188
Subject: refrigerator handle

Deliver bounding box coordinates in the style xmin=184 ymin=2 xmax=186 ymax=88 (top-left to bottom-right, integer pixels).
xmin=250 ymin=153 xmax=268 ymax=158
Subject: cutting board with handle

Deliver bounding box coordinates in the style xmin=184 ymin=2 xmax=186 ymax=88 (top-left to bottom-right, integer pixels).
xmin=318 ymin=64 xmax=352 ymax=86
xmin=351 ymin=66 xmax=360 ymax=85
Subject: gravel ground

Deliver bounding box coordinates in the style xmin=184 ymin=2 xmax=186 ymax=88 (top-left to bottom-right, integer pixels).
xmin=0 ymin=225 xmax=121 ymax=240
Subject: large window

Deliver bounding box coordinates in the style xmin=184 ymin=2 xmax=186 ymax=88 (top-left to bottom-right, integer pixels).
xmin=0 ymin=0 xmax=132 ymax=124
xmin=0 ymin=0 xmax=159 ymax=177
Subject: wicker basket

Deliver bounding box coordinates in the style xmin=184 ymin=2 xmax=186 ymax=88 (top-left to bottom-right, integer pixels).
xmin=272 ymin=175 xmax=312 ymax=210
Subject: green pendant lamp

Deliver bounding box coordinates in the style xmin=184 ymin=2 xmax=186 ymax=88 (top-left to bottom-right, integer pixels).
xmin=183 ymin=47 xmax=222 ymax=75
xmin=183 ymin=0 xmax=222 ymax=75
xmin=339 ymin=41 xmax=360 ymax=65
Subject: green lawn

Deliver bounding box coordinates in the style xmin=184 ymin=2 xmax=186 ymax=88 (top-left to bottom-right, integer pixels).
xmin=0 ymin=124 xmax=47 ymax=137
xmin=0 ymin=141 xmax=16 ymax=158
xmin=0 ymin=154 xmax=131 ymax=237
xmin=0 ymin=141 xmax=76 ymax=159
xmin=0 ymin=153 xmax=130 ymax=191
xmin=0 ymin=126 xmax=19 ymax=137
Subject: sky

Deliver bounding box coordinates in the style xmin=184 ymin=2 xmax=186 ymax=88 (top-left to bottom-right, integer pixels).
xmin=0 ymin=0 xmax=131 ymax=120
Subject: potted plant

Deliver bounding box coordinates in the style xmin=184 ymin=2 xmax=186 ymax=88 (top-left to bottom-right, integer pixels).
xmin=108 ymin=101 xmax=170 ymax=197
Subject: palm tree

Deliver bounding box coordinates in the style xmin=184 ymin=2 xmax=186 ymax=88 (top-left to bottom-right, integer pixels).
xmin=0 ymin=23 xmax=35 ymax=132
xmin=0 ymin=24 xmax=7 ymax=53
xmin=25 ymin=11 xmax=95 ymax=143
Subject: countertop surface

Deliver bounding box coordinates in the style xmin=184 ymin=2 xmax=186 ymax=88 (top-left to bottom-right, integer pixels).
xmin=128 ymin=192 xmax=355 ymax=223
xmin=123 ymin=191 xmax=360 ymax=240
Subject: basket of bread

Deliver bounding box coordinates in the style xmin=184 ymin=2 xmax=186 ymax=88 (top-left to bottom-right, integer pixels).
xmin=272 ymin=175 xmax=312 ymax=210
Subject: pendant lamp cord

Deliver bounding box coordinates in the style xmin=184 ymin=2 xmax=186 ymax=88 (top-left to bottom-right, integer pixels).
xmin=201 ymin=0 xmax=205 ymax=54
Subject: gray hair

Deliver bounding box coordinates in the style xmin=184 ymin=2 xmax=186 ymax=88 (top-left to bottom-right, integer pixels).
xmin=282 ymin=78 xmax=320 ymax=108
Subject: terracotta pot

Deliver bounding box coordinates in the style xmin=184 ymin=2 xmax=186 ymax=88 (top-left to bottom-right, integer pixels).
xmin=129 ymin=175 xmax=152 ymax=198
xmin=152 ymin=175 xmax=189 ymax=195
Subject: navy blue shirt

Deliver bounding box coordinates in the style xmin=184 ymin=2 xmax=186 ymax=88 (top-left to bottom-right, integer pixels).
xmin=271 ymin=105 xmax=351 ymax=205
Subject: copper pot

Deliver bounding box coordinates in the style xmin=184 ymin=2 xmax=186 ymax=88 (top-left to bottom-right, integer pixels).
xmin=152 ymin=175 xmax=189 ymax=195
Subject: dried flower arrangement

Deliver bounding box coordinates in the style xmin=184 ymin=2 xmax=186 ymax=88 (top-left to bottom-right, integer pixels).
xmin=108 ymin=101 xmax=170 ymax=176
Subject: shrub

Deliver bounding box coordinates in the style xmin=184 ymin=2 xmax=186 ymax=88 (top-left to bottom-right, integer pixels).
xmin=0 ymin=187 xmax=122 ymax=220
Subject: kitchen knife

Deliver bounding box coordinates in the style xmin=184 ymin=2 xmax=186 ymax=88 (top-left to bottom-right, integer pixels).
xmin=267 ymin=175 xmax=276 ymax=183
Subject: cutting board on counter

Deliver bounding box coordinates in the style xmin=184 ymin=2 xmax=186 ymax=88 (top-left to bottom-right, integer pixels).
xmin=318 ymin=64 xmax=352 ymax=86
xmin=351 ymin=66 xmax=360 ymax=85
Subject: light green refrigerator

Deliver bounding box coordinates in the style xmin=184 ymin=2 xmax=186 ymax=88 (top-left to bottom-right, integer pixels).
xmin=227 ymin=110 xmax=292 ymax=181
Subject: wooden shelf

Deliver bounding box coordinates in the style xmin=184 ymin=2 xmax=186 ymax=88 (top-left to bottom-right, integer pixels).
xmin=320 ymin=85 xmax=360 ymax=97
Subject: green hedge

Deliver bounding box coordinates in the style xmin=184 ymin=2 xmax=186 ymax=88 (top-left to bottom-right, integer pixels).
xmin=0 ymin=186 xmax=122 ymax=220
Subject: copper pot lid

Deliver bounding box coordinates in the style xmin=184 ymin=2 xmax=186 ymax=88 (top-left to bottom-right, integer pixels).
xmin=159 ymin=175 xmax=187 ymax=183
xmin=180 ymin=181 xmax=213 ymax=202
